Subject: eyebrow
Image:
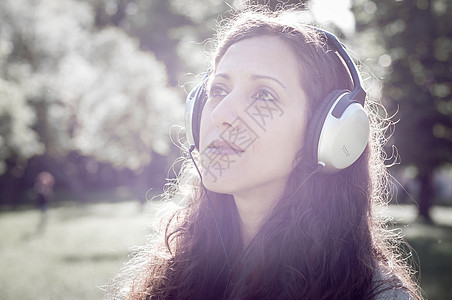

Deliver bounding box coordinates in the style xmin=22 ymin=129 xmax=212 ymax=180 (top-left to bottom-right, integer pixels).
xmin=214 ymin=73 xmax=287 ymax=90
xmin=251 ymin=74 xmax=287 ymax=90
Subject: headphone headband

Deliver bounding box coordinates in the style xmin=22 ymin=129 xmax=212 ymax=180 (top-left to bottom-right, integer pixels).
xmin=310 ymin=26 xmax=366 ymax=105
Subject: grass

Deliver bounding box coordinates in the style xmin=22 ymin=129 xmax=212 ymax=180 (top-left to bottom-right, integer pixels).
xmin=0 ymin=201 xmax=151 ymax=300
xmin=389 ymin=205 xmax=452 ymax=300
xmin=1 ymin=201 xmax=451 ymax=299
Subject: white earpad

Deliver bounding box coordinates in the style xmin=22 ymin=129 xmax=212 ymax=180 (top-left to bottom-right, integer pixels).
xmin=318 ymin=96 xmax=370 ymax=173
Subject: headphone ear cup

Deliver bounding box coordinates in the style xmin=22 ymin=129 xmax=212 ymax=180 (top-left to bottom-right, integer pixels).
xmin=185 ymin=79 xmax=208 ymax=150
xmin=305 ymin=90 xmax=370 ymax=173
xmin=318 ymin=97 xmax=370 ymax=173
xmin=305 ymin=90 xmax=346 ymax=169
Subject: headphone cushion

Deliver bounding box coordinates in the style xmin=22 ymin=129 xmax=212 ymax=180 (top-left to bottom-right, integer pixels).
xmin=185 ymin=78 xmax=208 ymax=149
xmin=305 ymin=90 xmax=348 ymax=168
xmin=192 ymin=85 xmax=208 ymax=149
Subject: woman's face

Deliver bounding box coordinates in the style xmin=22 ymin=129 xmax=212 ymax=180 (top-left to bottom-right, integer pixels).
xmin=199 ymin=35 xmax=309 ymax=199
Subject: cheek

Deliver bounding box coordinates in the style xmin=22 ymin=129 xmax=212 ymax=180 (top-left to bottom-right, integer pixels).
xmin=276 ymin=116 xmax=306 ymax=143
xmin=270 ymin=118 xmax=306 ymax=159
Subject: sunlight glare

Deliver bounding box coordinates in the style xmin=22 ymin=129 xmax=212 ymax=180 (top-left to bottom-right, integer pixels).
xmin=310 ymin=0 xmax=356 ymax=35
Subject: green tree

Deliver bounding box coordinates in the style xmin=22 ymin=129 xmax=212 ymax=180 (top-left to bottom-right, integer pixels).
xmin=87 ymin=0 xmax=313 ymax=85
xmin=0 ymin=0 xmax=182 ymax=202
xmin=353 ymin=0 xmax=452 ymax=220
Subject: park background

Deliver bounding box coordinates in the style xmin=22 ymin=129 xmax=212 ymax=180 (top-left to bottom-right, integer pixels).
xmin=0 ymin=0 xmax=451 ymax=299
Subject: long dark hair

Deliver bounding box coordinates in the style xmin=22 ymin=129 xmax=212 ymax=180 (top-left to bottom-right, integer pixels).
xmin=108 ymin=8 xmax=422 ymax=300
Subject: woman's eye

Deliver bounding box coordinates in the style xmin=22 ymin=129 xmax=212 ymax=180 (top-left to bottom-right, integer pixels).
xmin=209 ymin=86 xmax=228 ymax=98
xmin=253 ymin=89 xmax=276 ymax=101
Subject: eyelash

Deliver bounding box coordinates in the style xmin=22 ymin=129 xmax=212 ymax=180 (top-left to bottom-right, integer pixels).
xmin=209 ymin=86 xmax=228 ymax=99
xmin=253 ymin=89 xmax=276 ymax=102
xmin=209 ymin=85 xmax=277 ymax=102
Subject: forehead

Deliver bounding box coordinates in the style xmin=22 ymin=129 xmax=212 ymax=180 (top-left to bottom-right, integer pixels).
xmin=215 ymin=35 xmax=302 ymax=83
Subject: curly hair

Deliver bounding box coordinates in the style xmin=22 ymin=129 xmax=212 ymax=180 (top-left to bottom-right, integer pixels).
xmin=107 ymin=7 xmax=422 ymax=300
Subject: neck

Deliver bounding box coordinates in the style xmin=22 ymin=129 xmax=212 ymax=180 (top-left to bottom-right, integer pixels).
xmin=232 ymin=180 xmax=286 ymax=246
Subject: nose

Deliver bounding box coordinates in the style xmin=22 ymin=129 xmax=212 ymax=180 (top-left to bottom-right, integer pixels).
xmin=210 ymin=91 xmax=242 ymax=129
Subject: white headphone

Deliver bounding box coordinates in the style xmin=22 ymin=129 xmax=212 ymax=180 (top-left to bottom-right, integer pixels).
xmin=185 ymin=27 xmax=370 ymax=174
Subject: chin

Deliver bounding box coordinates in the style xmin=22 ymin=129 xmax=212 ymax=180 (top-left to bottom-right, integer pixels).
xmin=202 ymin=175 xmax=236 ymax=195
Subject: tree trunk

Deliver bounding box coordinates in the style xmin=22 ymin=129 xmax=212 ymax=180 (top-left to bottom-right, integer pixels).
xmin=418 ymin=169 xmax=434 ymax=222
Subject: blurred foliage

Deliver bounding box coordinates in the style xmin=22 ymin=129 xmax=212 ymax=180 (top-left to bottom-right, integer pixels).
xmin=352 ymin=0 xmax=452 ymax=219
xmin=0 ymin=0 xmax=182 ymax=170
xmin=0 ymin=0 xmax=190 ymax=203
xmin=1 ymin=0 xmax=451 ymax=212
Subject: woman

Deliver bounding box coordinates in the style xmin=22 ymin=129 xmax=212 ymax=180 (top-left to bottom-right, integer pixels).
xmin=109 ymin=7 xmax=422 ymax=300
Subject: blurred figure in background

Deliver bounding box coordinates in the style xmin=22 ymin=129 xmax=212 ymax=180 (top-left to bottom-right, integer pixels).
xmin=34 ymin=171 xmax=55 ymax=231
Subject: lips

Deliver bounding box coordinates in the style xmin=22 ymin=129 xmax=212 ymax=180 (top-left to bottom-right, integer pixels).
xmin=206 ymin=139 xmax=244 ymax=155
